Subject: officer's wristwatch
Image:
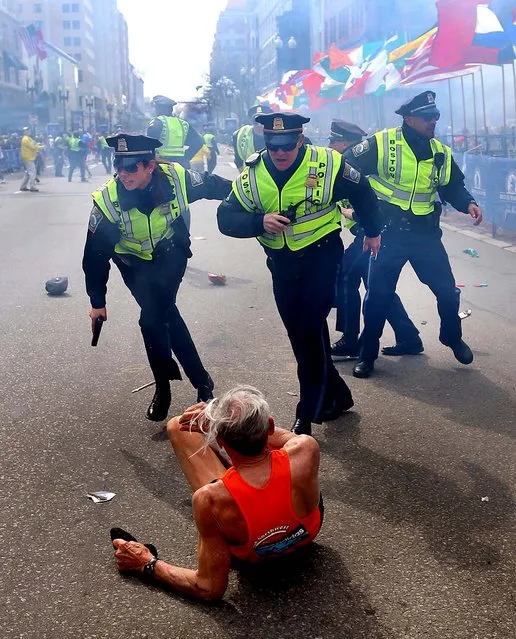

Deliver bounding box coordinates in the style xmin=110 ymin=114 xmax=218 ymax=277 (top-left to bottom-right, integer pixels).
xmin=142 ymin=556 xmax=159 ymax=580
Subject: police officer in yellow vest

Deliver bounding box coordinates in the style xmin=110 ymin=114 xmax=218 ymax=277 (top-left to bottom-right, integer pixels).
xmin=82 ymin=134 xmax=232 ymax=421
xmin=147 ymin=95 xmax=203 ymax=169
xmin=232 ymin=104 xmax=273 ymax=170
xmin=98 ymin=134 xmax=113 ymax=174
xmin=218 ymin=113 xmax=382 ymax=436
xmin=329 ymin=119 xmax=421 ymax=361
xmin=343 ymin=91 xmax=483 ymax=379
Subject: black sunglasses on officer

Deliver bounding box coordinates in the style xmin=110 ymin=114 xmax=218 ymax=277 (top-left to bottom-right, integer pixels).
xmin=264 ymin=134 xmax=302 ymax=153
xmin=114 ymin=160 xmax=141 ymax=173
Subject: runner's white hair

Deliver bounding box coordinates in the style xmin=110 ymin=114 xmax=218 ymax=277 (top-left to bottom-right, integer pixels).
xmin=196 ymin=385 xmax=270 ymax=452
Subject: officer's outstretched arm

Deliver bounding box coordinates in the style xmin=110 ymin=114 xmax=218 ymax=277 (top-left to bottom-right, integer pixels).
xmin=185 ymin=170 xmax=232 ymax=203
xmin=82 ymin=206 xmax=118 ymax=310
xmin=333 ymin=159 xmax=382 ymax=239
xmin=217 ymin=192 xmax=265 ymax=238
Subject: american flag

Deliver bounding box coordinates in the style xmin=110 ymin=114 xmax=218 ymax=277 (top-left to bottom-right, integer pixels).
xmin=19 ymin=23 xmax=47 ymax=60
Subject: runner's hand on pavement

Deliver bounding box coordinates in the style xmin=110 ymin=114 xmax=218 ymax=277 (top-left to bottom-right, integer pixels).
xmin=112 ymin=539 xmax=153 ymax=574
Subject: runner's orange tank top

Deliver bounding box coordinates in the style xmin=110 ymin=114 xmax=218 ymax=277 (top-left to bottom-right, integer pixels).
xmin=221 ymin=448 xmax=321 ymax=562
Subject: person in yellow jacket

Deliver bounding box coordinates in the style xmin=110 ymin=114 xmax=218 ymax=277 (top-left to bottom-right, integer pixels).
xmin=217 ymin=112 xmax=382 ymax=436
xmin=232 ymin=104 xmax=273 ymax=170
xmin=343 ymin=91 xmax=483 ymax=379
xmin=189 ymin=143 xmax=210 ymax=174
xmin=82 ymin=135 xmax=231 ymax=422
xmin=20 ymin=127 xmax=43 ymax=192
xmin=147 ymin=95 xmax=203 ymax=168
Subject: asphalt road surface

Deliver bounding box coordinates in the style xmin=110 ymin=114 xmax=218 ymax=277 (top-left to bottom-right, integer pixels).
xmin=1 ymin=154 xmax=515 ymax=639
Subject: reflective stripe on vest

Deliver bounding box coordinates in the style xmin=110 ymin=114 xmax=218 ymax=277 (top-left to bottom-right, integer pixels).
xmin=232 ymin=145 xmax=342 ymax=251
xmin=369 ymin=127 xmax=452 ymax=215
xmin=236 ymin=125 xmax=255 ymax=163
xmin=156 ymin=116 xmax=188 ymax=157
xmin=92 ymin=163 xmax=189 ymax=260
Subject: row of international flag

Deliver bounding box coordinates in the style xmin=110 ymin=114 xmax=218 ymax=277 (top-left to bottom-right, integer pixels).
xmin=259 ymin=0 xmax=516 ymax=112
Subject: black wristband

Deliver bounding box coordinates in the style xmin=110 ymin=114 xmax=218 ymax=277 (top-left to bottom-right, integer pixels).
xmin=142 ymin=557 xmax=158 ymax=580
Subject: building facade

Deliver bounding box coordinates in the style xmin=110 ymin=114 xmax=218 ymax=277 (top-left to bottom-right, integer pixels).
xmin=0 ymin=0 xmax=30 ymax=131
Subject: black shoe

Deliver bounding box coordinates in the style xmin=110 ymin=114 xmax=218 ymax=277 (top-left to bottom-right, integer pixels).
xmin=331 ymin=336 xmax=360 ymax=360
xmin=35 ymin=177 xmax=40 ymax=183
xmin=320 ymin=394 xmax=354 ymax=422
xmin=196 ymin=374 xmax=214 ymax=402
xmin=146 ymin=383 xmax=171 ymax=421
xmin=353 ymin=360 xmax=375 ymax=378
xmin=109 ymin=527 xmax=158 ymax=558
xmin=382 ymin=339 xmax=424 ymax=356
xmin=20 ymin=187 xmax=29 ymax=191
xmin=450 ymin=340 xmax=474 ymax=365
xmin=291 ymin=418 xmax=312 ymax=436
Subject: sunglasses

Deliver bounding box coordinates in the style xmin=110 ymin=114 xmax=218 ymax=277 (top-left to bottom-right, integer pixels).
xmin=419 ymin=112 xmax=440 ymax=122
xmin=114 ymin=161 xmax=141 ymax=173
xmin=266 ymin=140 xmax=299 ymax=153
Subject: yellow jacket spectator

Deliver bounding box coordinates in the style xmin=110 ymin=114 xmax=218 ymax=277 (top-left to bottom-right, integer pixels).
xmin=189 ymin=144 xmax=210 ymax=173
xmin=21 ymin=132 xmax=43 ymax=163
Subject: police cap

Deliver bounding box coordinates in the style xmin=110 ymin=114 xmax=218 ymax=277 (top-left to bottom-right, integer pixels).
xmin=151 ymin=94 xmax=177 ymax=108
xmin=395 ymin=91 xmax=440 ymax=117
xmin=329 ymin=119 xmax=366 ymax=143
xmin=45 ymin=276 xmax=68 ymax=295
xmin=248 ymin=104 xmax=273 ymax=118
xmin=255 ymin=112 xmax=310 ymax=148
xmin=106 ymin=134 xmax=162 ymax=167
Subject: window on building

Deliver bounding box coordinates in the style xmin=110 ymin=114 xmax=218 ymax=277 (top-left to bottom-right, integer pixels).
xmin=62 ymin=3 xmax=69 ymax=11
xmin=64 ymin=36 xmax=71 ymax=46
xmin=74 ymin=52 xmax=81 ymax=61
xmin=17 ymin=4 xmax=23 ymax=13
xmin=63 ymin=20 xmax=71 ymax=28
xmin=34 ymin=3 xmax=42 ymax=12
xmin=72 ymin=20 xmax=80 ymax=29
xmin=78 ymin=69 xmax=83 ymax=83
xmin=71 ymin=2 xmax=79 ymax=10
xmin=73 ymin=37 xmax=81 ymax=45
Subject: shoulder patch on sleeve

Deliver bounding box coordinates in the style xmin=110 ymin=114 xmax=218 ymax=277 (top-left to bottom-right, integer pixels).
xmin=188 ymin=169 xmax=204 ymax=186
xmin=343 ymin=161 xmax=361 ymax=184
xmin=245 ymin=152 xmax=261 ymax=167
xmin=88 ymin=207 xmax=102 ymax=233
xmin=351 ymin=139 xmax=370 ymax=157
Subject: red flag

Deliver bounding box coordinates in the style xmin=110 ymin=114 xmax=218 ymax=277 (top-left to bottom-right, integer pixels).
xmin=430 ymin=0 xmax=502 ymax=67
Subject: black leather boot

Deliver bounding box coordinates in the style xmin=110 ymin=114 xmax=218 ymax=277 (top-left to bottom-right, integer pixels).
xmin=291 ymin=418 xmax=312 ymax=436
xmin=196 ymin=374 xmax=215 ymax=402
xmin=450 ymin=340 xmax=473 ymax=364
xmin=146 ymin=381 xmax=171 ymax=421
xmin=352 ymin=360 xmax=375 ymax=378
xmin=382 ymin=339 xmax=424 ymax=356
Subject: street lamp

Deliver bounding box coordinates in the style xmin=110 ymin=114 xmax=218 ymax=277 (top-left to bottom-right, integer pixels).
xmin=58 ymin=87 xmax=70 ymax=132
xmin=105 ymin=101 xmax=114 ymax=133
xmin=288 ymin=36 xmax=297 ymax=49
xmin=85 ymin=96 xmax=95 ymax=132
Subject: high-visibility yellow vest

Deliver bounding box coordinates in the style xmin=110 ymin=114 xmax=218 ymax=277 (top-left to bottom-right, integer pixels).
xmin=68 ymin=136 xmax=81 ymax=152
xmin=368 ymin=127 xmax=452 ymax=216
xmin=99 ymin=135 xmax=109 ymax=148
xmin=203 ymin=133 xmax=215 ymax=148
xmin=232 ymin=145 xmax=342 ymax=251
xmin=152 ymin=115 xmax=189 ymax=158
xmin=235 ymin=125 xmax=256 ymax=163
xmin=92 ymin=163 xmax=189 ymax=261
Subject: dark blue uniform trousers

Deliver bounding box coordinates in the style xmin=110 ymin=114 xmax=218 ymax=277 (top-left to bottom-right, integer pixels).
xmin=335 ymin=233 xmax=420 ymax=347
xmin=360 ymin=227 xmax=461 ymax=363
xmin=266 ymin=232 xmax=352 ymax=423
xmin=115 ymin=250 xmax=209 ymax=389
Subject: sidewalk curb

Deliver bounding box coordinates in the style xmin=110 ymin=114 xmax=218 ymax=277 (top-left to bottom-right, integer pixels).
xmin=441 ymin=221 xmax=515 ymax=252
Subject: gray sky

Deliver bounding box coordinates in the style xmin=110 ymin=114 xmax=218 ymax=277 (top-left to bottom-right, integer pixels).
xmin=117 ymin=0 xmax=228 ymax=101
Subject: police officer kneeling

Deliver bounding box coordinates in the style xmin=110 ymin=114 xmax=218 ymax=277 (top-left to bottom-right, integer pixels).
xmin=218 ymin=113 xmax=382 ymax=435
xmin=82 ymin=134 xmax=231 ymax=421
xmin=344 ymin=91 xmax=483 ymax=379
